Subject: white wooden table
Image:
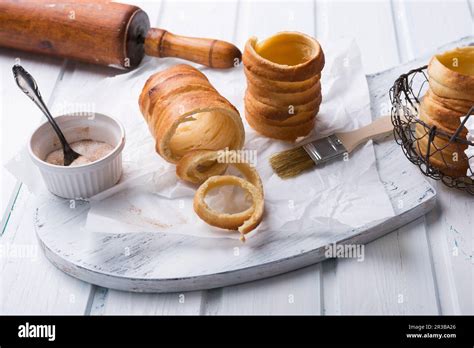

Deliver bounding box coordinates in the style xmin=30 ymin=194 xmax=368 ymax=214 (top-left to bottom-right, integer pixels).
xmin=0 ymin=0 xmax=472 ymax=315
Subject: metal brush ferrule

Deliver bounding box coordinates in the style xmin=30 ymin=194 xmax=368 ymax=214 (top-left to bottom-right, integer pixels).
xmin=303 ymin=134 xmax=348 ymax=165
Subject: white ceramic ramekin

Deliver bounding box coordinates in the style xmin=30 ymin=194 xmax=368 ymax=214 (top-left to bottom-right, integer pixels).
xmin=29 ymin=113 xmax=125 ymax=199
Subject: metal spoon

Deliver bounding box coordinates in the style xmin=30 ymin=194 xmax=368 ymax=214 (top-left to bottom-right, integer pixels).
xmin=12 ymin=64 xmax=80 ymax=166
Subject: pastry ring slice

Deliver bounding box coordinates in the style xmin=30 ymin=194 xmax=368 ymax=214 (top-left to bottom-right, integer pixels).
xmin=179 ymin=150 xmax=264 ymax=235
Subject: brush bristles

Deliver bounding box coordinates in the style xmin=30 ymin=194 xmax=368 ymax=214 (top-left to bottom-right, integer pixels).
xmin=269 ymin=146 xmax=315 ymax=179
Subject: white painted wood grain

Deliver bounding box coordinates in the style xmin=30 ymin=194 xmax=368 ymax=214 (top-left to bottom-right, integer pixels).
xmin=205 ymin=265 xmax=322 ymax=315
xmin=0 ymin=191 xmax=93 ymax=314
xmin=315 ymin=0 xmax=400 ymax=74
xmin=396 ymin=219 xmax=440 ymax=314
xmin=397 ymin=0 xmax=473 ymax=315
xmin=31 ymin=0 xmax=437 ymax=314
xmin=158 ymin=0 xmax=238 ymax=41
xmin=399 ymin=0 xmax=472 ymax=61
xmin=94 ymin=0 xmax=235 ymax=314
xmin=0 ymin=0 xmax=162 ymax=315
xmin=328 ymin=220 xmax=438 ymax=314
xmin=0 ymin=187 xmax=29 ymax=274
xmin=1 ymin=0 xmax=472 ymax=315
xmin=320 ymin=259 xmax=339 ymax=314
xmin=0 ymin=40 xmax=94 ymax=314
xmin=319 ymin=0 xmax=440 ymax=315
xmin=425 ymin=184 xmax=473 ymax=314
xmin=0 ymin=52 xmax=64 ymax=229
xmin=235 ymin=0 xmax=317 ymax=48
xmin=425 ymin=199 xmax=463 ymax=314
xmin=201 ymin=0 xmax=323 ymax=315
xmin=97 ymin=290 xmax=203 ymax=315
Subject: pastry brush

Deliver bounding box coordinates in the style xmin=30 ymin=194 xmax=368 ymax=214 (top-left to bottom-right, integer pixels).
xmin=269 ymin=115 xmax=393 ymax=179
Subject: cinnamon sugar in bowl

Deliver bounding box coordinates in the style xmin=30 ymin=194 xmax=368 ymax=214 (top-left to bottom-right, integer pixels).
xmin=29 ymin=113 xmax=125 ymax=198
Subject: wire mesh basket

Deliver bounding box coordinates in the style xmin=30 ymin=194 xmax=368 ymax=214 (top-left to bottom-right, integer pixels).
xmin=390 ymin=65 xmax=474 ymax=195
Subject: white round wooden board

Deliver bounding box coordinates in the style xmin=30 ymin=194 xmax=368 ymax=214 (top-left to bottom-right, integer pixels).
xmin=35 ymin=67 xmax=437 ymax=293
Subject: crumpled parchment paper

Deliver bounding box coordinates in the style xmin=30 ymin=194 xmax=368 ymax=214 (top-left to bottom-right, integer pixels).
xmin=463 ymin=115 xmax=474 ymax=178
xmin=6 ymin=38 xmax=395 ymax=239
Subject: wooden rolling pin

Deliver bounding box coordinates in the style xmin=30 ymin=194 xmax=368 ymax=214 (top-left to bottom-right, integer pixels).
xmin=0 ymin=0 xmax=241 ymax=69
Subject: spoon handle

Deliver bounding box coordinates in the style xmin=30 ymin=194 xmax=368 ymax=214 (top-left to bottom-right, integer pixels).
xmin=12 ymin=65 xmax=72 ymax=151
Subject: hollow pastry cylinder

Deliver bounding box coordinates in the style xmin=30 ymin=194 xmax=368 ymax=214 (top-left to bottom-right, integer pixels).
xmin=415 ymin=46 xmax=474 ymax=177
xmin=416 ymin=96 xmax=469 ymax=177
xmin=242 ymin=31 xmax=325 ymax=141
xmin=139 ymin=64 xmax=245 ymax=164
xmin=139 ymin=65 xmax=264 ymax=235
xmin=428 ymin=47 xmax=474 ymax=102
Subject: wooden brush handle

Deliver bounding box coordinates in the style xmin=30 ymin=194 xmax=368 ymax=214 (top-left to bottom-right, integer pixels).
xmin=145 ymin=28 xmax=242 ymax=69
xmin=336 ymin=115 xmax=393 ymax=153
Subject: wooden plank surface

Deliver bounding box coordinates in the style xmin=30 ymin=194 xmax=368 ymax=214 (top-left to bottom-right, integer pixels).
xmin=1 ymin=0 xmax=472 ymax=315
xmin=0 ymin=33 xmax=93 ymax=314
xmin=0 ymin=51 xmax=64 ymax=230
xmin=93 ymin=0 xmax=236 ymax=315
xmin=205 ymin=265 xmax=322 ymax=315
xmin=315 ymin=0 xmax=400 ymax=74
xmin=96 ymin=290 xmax=203 ymax=315
xmin=425 ymin=186 xmax=473 ymax=314
xmin=0 ymin=189 xmax=93 ymax=314
xmin=318 ymin=0 xmax=439 ymax=315
xmin=398 ymin=0 xmax=472 ymax=60
xmin=0 ymin=0 xmax=160 ymax=315
xmin=395 ymin=0 xmax=473 ymax=314
xmin=202 ymin=0 xmax=323 ymax=315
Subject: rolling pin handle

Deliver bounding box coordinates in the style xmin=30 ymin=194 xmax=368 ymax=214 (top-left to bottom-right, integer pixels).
xmin=144 ymin=28 xmax=241 ymax=69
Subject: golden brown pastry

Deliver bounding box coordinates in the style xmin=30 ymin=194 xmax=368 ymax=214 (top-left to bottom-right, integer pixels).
xmin=139 ymin=64 xmax=245 ymax=164
xmin=245 ymin=96 xmax=321 ymax=126
xmin=176 ymin=149 xmax=227 ymax=185
xmin=420 ymin=89 xmax=469 ymax=134
xmin=425 ymin=88 xmax=473 ymax=115
xmin=244 ymin=33 xmax=324 ymax=82
xmin=244 ymin=89 xmax=321 ymax=121
xmin=245 ymin=67 xmax=321 ymax=93
xmin=247 ymin=79 xmax=321 ymax=107
xmin=416 ymin=100 xmax=469 ymax=177
xmin=246 ymin=110 xmax=316 ymax=141
xmin=189 ymin=150 xmax=264 ymax=235
xmin=243 ymin=31 xmax=325 ymax=141
xmin=194 ymin=175 xmax=264 ymax=235
xmin=139 ymin=65 xmax=264 ymax=235
xmin=428 ymin=47 xmax=474 ymax=102
xmin=416 ymin=46 xmax=474 ymax=177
